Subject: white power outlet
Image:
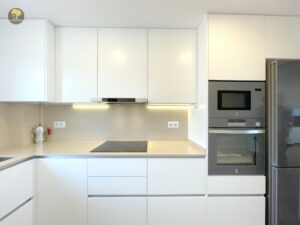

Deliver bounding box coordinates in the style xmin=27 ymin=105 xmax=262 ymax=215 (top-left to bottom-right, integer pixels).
xmin=54 ymin=121 xmax=66 ymax=129
xmin=168 ymin=121 xmax=179 ymax=129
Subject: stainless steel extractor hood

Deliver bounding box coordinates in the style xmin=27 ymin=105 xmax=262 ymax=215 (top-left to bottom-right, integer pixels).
xmin=101 ymin=98 xmax=148 ymax=103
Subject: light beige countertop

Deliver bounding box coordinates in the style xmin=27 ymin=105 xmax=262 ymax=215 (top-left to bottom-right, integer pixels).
xmin=0 ymin=140 xmax=206 ymax=171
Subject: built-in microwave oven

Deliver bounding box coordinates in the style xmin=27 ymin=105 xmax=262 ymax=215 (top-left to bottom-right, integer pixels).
xmin=209 ymin=81 xmax=265 ymax=128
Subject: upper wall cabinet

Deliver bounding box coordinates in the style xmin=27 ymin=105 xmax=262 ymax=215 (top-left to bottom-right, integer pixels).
xmin=98 ymin=28 xmax=147 ymax=99
xmin=208 ymin=15 xmax=265 ymax=81
xmin=148 ymin=29 xmax=197 ymax=104
xmin=0 ymin=19 xmax=55 ymax=102
xmin=56 ymin=28 xmax=98 ymax=103
xmin=266 ymin=16 xmax=300 ymax=59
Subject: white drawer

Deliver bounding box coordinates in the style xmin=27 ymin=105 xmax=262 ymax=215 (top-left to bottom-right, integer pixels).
xmin=88 ymin=177 xmax=147 ymax=195
xmin=148 ymin=158 xmax=206 ymax=195
xmin=0 ymin=160 xmax=33 ymax=219
xmin=88 ymin=197 xmax=147 ymax=225
xmin=208 ymin=176 xmax=266 ymax=195
xmin=88 ymin=158 xmax=147 ymax=177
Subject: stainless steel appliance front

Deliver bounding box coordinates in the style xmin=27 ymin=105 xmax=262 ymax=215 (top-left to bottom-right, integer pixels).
xmin=209 ymin=81 xmax=265 ymax=128
xmin=209 ymin=128 xmax=265 ymax=175
xmin=208 ymin=81 xmax=266 ymax=176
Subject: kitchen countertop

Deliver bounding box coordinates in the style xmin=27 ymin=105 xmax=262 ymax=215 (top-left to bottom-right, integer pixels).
xmin=0 ymin=140 xmax=206 ymax=171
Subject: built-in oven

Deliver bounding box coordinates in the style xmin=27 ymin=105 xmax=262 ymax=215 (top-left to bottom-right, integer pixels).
xmin=209 ymin=81 xmax=265 ymax=128
xmin=208 ymin=128 xmax=265 ymax=175
xmin=208 ymin=81 xmax=266 ymax=176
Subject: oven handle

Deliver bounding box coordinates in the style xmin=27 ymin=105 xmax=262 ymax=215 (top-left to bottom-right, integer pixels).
xmin=209 ymin=129 xmax=265 ymax=134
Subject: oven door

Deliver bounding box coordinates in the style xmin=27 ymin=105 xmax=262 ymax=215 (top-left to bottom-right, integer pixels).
xmin=208 ymin=129 xmax=265 ymax=175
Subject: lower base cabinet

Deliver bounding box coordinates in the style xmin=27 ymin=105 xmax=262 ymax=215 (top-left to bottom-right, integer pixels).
xmin=88 ymin=197 xmax=147 ymax=225
xmin=148 ymin=197 xmax=206 ymax=225
xmin=1 ymin=200 xmax=33 ymax=225
xmin=207 ymin=197 xmax=265 ymax=225
xmin=37 ymin=159 xmax=87 ymax=225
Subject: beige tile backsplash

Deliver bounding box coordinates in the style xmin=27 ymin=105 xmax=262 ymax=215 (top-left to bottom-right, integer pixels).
xmin=42 ymin=104 xmax=188 ymax=141
xmin=0 ymin=103 xmax=188 ymax=147
xmin=0 ymin=103 xmax=40 ymax=148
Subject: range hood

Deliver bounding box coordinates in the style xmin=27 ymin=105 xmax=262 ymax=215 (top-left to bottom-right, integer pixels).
xmin=101 ymin=98 xmax=148 ymax=103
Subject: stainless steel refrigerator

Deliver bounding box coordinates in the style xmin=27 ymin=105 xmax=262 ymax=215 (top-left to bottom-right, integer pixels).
xmin=268 ymin=60 xmax=300 ymax=225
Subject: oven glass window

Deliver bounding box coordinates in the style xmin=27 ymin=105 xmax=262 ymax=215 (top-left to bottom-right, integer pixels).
xmin=218 ymin=91 xmax=251 ymax=110
xmin=216 ymin=134 xmax=257 ymax=165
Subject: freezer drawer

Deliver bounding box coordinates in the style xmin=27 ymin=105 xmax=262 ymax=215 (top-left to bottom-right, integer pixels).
xmin=272 ymin=167 xmax=300 ymax=225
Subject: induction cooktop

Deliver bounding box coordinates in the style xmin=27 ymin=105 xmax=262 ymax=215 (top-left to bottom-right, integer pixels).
xmin=91 ymin=141 xmax=148 ymax=153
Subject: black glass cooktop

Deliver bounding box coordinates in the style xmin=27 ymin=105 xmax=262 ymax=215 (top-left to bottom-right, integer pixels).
xmin=91 ymin=141 xmax=148 ymax=153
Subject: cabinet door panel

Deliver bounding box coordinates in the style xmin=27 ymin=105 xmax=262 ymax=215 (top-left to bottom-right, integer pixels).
xmin=266 ymin=16 xmax=300 ymax=59
xmin=1 ymin=200 xmax=33 ymax=225
xmin=208 ymin=15 xmax=265 ymax=81
xmin=207 ymin=197 xmax=265 ymax=225
xmin=148 ymin=29 xmax=197 ymax=103
xmin=56 ymin=28 xmax=98 ymax=102
xmin=0 ymin=160 xmax=33 ymax=219
xmin=148 ymin=197 xmax=206 ymax=225
xmin=88 ymin=197 xmax=147 ymax=225
xmin=37 ymin=159 xmax=87 ymax=225
xmin=0 ymin=20 xmax=52 ymax=101
xmin=98 ymin=28 xmax=147 ymax=99
xmin=148 ymin=158 xmax=206 ymax=195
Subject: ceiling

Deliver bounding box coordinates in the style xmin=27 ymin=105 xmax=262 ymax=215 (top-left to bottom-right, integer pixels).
xmin=1 ymin=0 xmax=300 ymax=28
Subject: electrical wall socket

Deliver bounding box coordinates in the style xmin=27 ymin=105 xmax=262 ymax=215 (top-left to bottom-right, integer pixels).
xmin=168 ymin=121 xmax=179 ymax=129
xmin=54 ymin=121 xmax=66 ymax=129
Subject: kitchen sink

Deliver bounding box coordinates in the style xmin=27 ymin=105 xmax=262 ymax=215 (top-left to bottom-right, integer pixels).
xmin=0 ymin=157 xmax=12 ymax=163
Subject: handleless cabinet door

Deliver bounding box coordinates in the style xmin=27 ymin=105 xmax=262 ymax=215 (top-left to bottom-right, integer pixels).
xmin=37 ymin=159 xmax=87 ymax=225
xmin=0 ymin=19 xmax=55 ymax=101
xmin=148 ymin=158 xmax=206 ymax=195
xmin=98 ymin=28 xmax=147 ymax=99
xmin=266 ymin=16 xmax=300 ymax=59
xmin=148 ymin=197 xmax=206 ymax=225
xmin=208 ymin=14 xmax=265 ymax=81
xmin=56 ymin=27 xmax=98 ymax=102
xmin=148 ymin=29 xmax=197 ymax=103
xmin=0 ymin=160 xmax=33 ymax=219
xmin=1 ymin=200 xmax=33 ymax=225
xmin=207 ymin=197 xmax=265 ymax=225
xmin=88 ymin=197 xmax=147 ymax=225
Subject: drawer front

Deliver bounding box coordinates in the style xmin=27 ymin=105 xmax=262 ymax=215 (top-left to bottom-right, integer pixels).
xmin=207 ymin=197 xmax=265 ymax=225
xmin=88 ymin=177 xmax=147 ymax=195
xmin=148 ymin=158 xmax=206 ymax=195
xmin=0 ymin=160 xmax=33 ymax=219
xmin=88 ymin=158 xmax=147 ymax=176
xmin=1 ymin=199 xmax=33 ymax=225
xmin=148 ymin=197 xmax=207 ymax=225
xmin=207 ymin=176 xmax=266 ymax=195
xmin=88 ymin=197 xmax=147 ymax=225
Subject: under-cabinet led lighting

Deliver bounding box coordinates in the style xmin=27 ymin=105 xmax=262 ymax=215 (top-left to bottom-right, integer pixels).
xmin=146 ymin=104 xmax=194 ymax=110
xmin=72 ymin=104 xmax=110 ymax=110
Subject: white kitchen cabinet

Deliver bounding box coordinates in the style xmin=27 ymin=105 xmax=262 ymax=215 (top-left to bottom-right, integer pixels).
xmin=0 ymin=160 xmax=33 ymax=219
xmin=1 ymin=200 xmax=33 ymax=225
xmin=266 ymin=16 xmax=300 ymax=59
xmin=148 ymin=29 xmax=198 ymax=103
xmin=0 ymin=19 xmax=55 ymax=102
xmin=37 ymin=158 xmax=87 ymax=225
xmin=88 ymin=177 xmax=147 ymax=195
xmin=88 ymin=158 xmax=147 ymax=176
xmin=207 ymin=197 xmax=265 ymax=225
xmin=56 ymin=28 xmax=98 ymax=102
xmin=208 ymin=14 xmax=265 ymax=80
xmin=148 ymin=197 xmax=206 ymax=225
xmin=208 ymin=176 xmax=266 ymax=195
xmin=88 ymin=197 xmax=147 ymax=225
xmin=148 ymin=158 xmax=206 ymax=195
xmin=98 ymin=28 xmax=147 ymax=99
